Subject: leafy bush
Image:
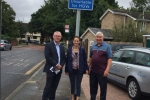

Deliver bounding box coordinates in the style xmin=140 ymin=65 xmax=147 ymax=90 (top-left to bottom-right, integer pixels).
xmin=1 ymin=35 xmax=11 ymax=42
xmin=19 ymin=40 xmax=23 ymax=44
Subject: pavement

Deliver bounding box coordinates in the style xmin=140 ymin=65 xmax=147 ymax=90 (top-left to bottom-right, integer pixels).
xmin=5 ymin=61 xmax=131 ymax=100
xmin=5 ymin=62 xmax=87 ymax=100
xmin=12 ymin=44 xmax=30 ymax=48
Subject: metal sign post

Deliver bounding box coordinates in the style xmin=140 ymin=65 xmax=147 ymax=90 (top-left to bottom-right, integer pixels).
xmin=75 ymin=10 xmax=80 ymax=37
xmin=68 ymin=0 xmax=94 ymax=36
xmin=67 ymin=0 xmax=94 ymax=99
xmin=65 ymin=24 xmax=70 ymax=40
xmin=65 ymin=24 xmax=70 ymax=48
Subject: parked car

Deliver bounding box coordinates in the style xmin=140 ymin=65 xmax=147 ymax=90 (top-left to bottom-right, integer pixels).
xmin=0 ymin=40 xmax=12 ymax=50
xmin=108 ymin=48 xmax=150 ymax=100
xmin=122 ymin=45 xmax=144 ymax=49
xmin=110 ymin=44 xmax=137 ymax=54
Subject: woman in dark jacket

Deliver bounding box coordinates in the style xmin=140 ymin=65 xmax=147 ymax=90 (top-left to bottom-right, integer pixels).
xmin=65 ymin=36 xmax=89 ymax=100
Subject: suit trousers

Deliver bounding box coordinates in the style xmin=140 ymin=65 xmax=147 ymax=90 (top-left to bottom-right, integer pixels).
xmin=90 ymin=71 xmax=107 ymax=100
xmin=42 ymin=71 xmax=61 ymax=100
xmin=69 ymin=69 xmax=83 ymax=96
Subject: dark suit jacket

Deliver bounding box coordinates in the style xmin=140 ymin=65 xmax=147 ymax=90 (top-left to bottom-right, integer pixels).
xmin=43 ymin=41 xmax=66 ymax=73
xmin=65 ymin=47 xmax=89 ymax=74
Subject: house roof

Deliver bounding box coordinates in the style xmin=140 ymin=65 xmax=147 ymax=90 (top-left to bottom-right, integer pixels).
xmin=80 ymin=27 xmax=112 ymax=39
xmin=22 ymin=23 xmax=29 ymax=28
xmin=100 ymin=9 xmax=150 ymax=22
xmin=26 ymin=32 xmax=41 ymax=36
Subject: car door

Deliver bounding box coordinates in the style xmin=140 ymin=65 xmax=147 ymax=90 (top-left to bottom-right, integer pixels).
xmin=108 ymin=50 xmax=125 ymax=84
xmin=4 ymin=40 xmax=9 ymax=49
xmin=7 ymin=41 xmax=11 ymax=49
xmin=133 ymin=52 xmax=150 ymax=93
xmin=116 ymin=50 xmax=135 ymax=84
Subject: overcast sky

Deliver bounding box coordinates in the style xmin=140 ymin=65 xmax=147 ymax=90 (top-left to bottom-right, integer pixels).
xmin=4 ymin=0 xmax=132 ymax=23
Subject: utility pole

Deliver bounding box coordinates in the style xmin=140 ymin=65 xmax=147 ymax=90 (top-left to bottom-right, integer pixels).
xmin=142 ymin=7 xmax=146 ymax=31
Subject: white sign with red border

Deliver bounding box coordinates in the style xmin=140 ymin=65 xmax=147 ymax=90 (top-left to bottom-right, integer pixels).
xmin=65 ymin=24 xmax=69 ymax=33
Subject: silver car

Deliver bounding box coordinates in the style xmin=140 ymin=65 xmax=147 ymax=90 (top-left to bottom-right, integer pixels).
xmin=0 ymin=40 xmax=12 ymax=50
xmin=108 ymin=48 xmax=150 ymax=100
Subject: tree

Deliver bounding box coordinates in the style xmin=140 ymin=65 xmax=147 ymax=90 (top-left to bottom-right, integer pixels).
xmin=29 ymin=0 xmax=119 ymax=43
xmin=16 ymin=21 xmax=28 ymax=39
xmin=1 ymin=0 xmax=19 ymax=40
xmin=111 ymin=21 xmax=148 ymax=42
xmin=29 ymin=0 xmax=75 ymax=43
xmin=130 ymin=0 xmax=150 ymax=12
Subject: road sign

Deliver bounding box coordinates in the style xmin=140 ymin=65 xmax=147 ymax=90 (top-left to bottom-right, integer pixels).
xmin=68 ymin=0 xmax=94 ymax=10
xmin=65 ymin=25 xmax=69 ymax=29
xmin=65 ymin=24 xmax=69 ymax=33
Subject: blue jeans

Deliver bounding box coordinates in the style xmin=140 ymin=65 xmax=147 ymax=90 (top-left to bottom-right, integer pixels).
xmin=90 ymin=71 xmax=107 ymax=100
xmin=69 ymin=69 xmax=83 ymax=96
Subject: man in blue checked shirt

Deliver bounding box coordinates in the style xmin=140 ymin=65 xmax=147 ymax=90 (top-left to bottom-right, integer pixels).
xmin=88 ymin=31 xmax=112 ymax=100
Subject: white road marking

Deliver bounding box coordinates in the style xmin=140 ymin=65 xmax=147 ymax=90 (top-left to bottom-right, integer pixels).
xmin=16 ymin=63 xmax=25 ymax=66
xmin=13 ymin=63 xmax=20 ymax=66
xmin=13 ymin=59 xmax=17 ymax=61
xmin=6 ymin=72 xmax=24 ymax=75
xmin=20 ymin=59 xmax=24 ymax=61
xmin=6 ymin=62 xmax=14 ymax=65
xmin=23 ymin=64 xmax=29 ymax=67
xmin=24 ymin=60 xmax=28 ymax=62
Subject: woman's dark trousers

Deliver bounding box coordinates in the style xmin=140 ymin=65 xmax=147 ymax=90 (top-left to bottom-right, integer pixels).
xmin=69 ymin=70 xmax=83 ymax=96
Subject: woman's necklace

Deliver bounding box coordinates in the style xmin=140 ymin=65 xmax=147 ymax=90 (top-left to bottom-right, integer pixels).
xmin=73 ymin=46 xmax=79 ymax=52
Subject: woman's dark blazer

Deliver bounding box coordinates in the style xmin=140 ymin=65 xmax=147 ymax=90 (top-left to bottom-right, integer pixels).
xmin=43 ymin=41 xmax=66 ymax=73
xmin=65 ymin=46 xmax=88 ymax=74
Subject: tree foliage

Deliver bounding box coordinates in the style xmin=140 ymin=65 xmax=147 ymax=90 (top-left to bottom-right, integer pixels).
xmin=130 ymin=0 xmax=150 ymax=12
xmin=29 ymin=0 xmax=119 ymax=43
xmin=1 ymin=0 xmax=18 ymax=39
xmin=16 ymin=21 xmax=28 ymax=39
xmin=111 ymin=21 xmax=148 ymax=42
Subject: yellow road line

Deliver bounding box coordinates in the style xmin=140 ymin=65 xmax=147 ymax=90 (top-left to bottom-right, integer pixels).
xmin=25 ymin=60 xmax=45 ymax=75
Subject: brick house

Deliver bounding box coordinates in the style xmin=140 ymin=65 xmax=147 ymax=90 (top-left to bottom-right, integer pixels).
xmin=17 ymin=32 xmax=41 ymax=43
xmin=80 ymin=9 xmax=150 ymax=46
xmin=100 ymin=9 xmax=150 ymax=33
xmin=81 ymin=9 xmax=150 ymax=41
xmin=79 ymin=9 xmax=150 ymax=55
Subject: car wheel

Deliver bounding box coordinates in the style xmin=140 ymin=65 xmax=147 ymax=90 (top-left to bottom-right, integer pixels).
xmin=127 ymin=78 xmax=142 ymax=100
xmin=3 ymin=47 xmax=6 ymax=51
xmin=10 ymin=46 xmax=12 ymax=50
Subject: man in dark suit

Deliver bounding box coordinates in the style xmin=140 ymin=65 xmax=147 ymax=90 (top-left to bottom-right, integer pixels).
xmin=42 ymin=31 xmax=66 ymax=100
